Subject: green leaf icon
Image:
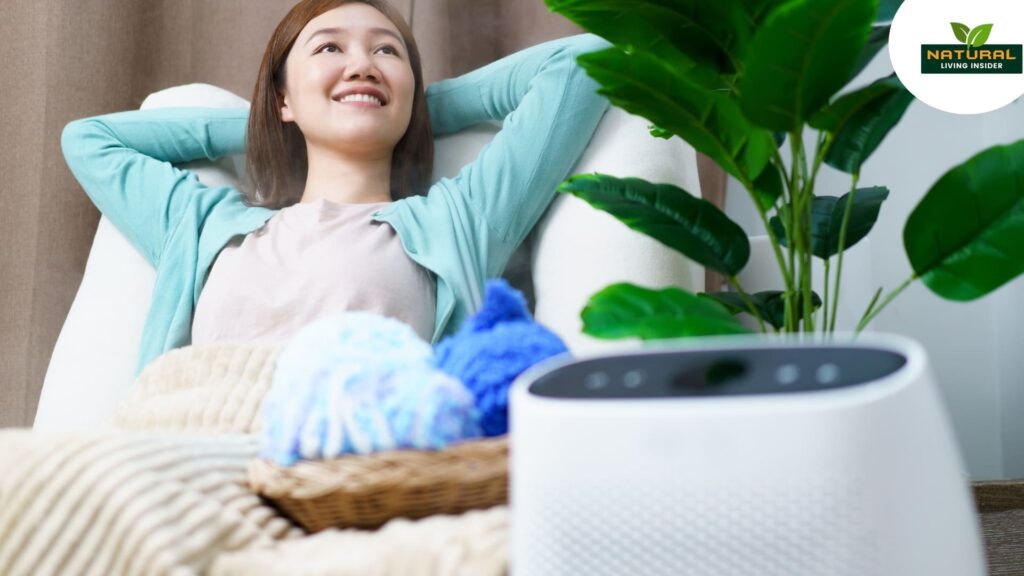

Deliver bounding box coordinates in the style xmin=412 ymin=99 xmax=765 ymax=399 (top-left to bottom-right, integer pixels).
xmin=968 ymin=23 xmax=993 ymax=47
xmin=951 ymin=22 xmax=970 ymax=43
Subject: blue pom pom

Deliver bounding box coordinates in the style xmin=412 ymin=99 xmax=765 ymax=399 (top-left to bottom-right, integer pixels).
xmin=435 ymin=279 xmax=569 ymax=436
xmin=466 ymin=278 xmax=530 ymax=332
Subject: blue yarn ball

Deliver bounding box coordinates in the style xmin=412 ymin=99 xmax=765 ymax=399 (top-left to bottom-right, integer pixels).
xmin=434 ymin=279 xmax=569 ymax=436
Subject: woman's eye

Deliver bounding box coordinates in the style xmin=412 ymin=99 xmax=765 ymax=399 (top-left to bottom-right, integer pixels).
xmin=314 ymin=43 xmax=399 ymax=56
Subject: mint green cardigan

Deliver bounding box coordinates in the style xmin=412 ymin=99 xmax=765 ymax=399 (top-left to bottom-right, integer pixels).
xmin=61 ymin=33 xmax=611 ymax=377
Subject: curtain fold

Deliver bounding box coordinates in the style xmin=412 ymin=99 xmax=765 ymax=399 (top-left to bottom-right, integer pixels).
xmin=0 ymin=0 xmax=720 ymax=427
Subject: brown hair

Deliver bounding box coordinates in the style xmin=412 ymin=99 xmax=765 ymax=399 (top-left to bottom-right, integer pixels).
xmin=245 ymin=0 xmax=433 ymax=208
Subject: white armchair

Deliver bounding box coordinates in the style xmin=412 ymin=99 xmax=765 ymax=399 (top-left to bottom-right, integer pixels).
xmin=34 ymin=83 xmax=703 ymax=432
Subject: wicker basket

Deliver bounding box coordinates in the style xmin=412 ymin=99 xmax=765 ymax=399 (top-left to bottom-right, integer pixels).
xmin=248 ymin=435 xmax=509 ymax=533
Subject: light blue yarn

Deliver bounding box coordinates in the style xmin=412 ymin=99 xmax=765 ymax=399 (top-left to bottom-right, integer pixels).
xmin=260 ymin=312 xmax=481 ymax=467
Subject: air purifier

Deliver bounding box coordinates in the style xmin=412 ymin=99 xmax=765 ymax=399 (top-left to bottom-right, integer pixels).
xmin=509 ymin=333 xmax=985 ymax=575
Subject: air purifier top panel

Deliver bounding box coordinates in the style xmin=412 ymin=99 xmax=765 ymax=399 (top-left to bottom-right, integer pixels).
xmin=527 ymin=345 xmax=907 ymax=399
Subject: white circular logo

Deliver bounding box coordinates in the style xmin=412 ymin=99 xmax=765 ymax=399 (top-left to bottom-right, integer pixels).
xmin=889 ymin=0 xmax=1024 ymax=114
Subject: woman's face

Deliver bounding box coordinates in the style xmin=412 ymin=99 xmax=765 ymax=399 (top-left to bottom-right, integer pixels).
xmin=279 ymin=3 xmax=415 ymax=159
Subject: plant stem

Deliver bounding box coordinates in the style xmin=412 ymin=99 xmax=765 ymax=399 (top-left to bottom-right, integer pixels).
xmin=810 ymin=132 xmax=829 ymax=186
xmin=767 ymin=146 xmax=798 ymax=331
xmin=822 ymin=258 xmax=831 ymax=331
xmin=856 ymin=286 xmax=884 ymax=330
xmin=829 ymin=173 xmax=860 ymax=333
xmin=727 ymin=275 xmax=767 ymax=333
xmin=745 ymin=177 xmax=793 ymax=321
xmin=776 ymin=141 xmax=799 ymax=331
xmin=791 ymin=130 xmax=815 ymax=332
xmin=855 ymin=275 xmax=917 ymax=333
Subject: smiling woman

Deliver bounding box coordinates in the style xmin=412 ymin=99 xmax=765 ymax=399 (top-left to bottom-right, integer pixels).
xmin=248 ymin=0 xmax=431 ymax=209
xmin=58 ymin=0 xmax=612 ymax=377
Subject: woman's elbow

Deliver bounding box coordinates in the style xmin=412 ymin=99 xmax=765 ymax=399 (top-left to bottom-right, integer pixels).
xmin=61 ymin=117 xmax=118 ymax=170
xmin=563 ymin=33 xmax=613 ymax=59
xmin=61 ymin=118 xmax=96 ymax=166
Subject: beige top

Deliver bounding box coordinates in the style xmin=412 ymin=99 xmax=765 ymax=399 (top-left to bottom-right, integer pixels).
xmin=191 ymin=198 xmax=436 ymax=346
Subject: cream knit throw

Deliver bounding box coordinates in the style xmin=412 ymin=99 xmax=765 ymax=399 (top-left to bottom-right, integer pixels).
xmin=114 ymin=342 xmax=281 ymax=434
xmin=0 ymin=430 xmax=303 ymax=576
xmin=211 ymin=506 xmax=509 ymax=576
xmin=0 ymin=342 xmax=510 ymax=575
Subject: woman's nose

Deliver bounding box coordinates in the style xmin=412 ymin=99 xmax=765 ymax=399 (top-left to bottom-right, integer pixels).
xmin=345 ymin=50 xmax=379 ymax=80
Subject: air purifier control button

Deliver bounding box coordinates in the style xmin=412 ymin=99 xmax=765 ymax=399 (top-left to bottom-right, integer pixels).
xmin=584 ymin=372 xmax=610 ymax=390
xmin=623 ymin=370 xmax=645 ymax=388
xmin=816 ymin=363 xmax=840 ymax=384
xmin=775 ymin=364 xmax=800 ymax=385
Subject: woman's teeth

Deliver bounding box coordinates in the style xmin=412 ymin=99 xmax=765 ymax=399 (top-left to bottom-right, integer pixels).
xmin=338 ymin=94 xmax=383 ymax=106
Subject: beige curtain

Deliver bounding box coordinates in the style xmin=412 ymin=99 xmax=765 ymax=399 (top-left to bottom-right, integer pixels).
xmin=0 ymin=0 xmax=723 ymax=427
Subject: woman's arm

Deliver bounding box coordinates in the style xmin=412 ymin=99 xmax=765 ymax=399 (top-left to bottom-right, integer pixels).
xmin=424 ymin=33 xmax=612 ymax=254
xmin=61 ymin=107 xmax=248 ymax=267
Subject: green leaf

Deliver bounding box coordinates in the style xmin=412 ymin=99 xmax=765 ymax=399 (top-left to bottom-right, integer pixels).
xmin=950 ymin=22 xmax=970 ymax=43
xmin=739 ymin=0 xmax=878 ymax=131
xmin=753 ymin=162 xmax=784 ymax=210
xmin=769 ymin=213 xmax=789 ymax=246
xmin=583 ymin=283 xmax=751 ymax=340
xmin=732 ymin=0 xmax=789 ymax=62
xmin=770 ymin=187 xmax=889 ymax=259
xmin=544 ymin=0 xmax=751 ymax=75
xmin=850 ymin=25 xmax=890 ymax=80
xmin=818 ymin=188 xmax=889 ymax=258
xmin=702 ymin=290 xmax=821 ymax=330
xmin=740 ymin=0 xmax=789 ymax=21
xmin=558 ymin=173 xmax=751 ymax=276
xmin=904 ymin=140 xmax=1024 ymax=301
xmin=809 ymin=74 xmax=914 ymax=174
xmin=968 ymin=24 xmax=993 ymax=48
xmin=649 ymin=124 xmax=673 ymax=139
xmin=876 ymin=0 xmax=903 ymax=22
xmin=812 ymin=188 xmax=889 ymax=258
xmin=576 ymin=47 xmax=774 ymax=183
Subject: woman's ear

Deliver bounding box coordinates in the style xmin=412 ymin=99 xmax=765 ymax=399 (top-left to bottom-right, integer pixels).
xmin=279 ymin=91 xmax=294 ymax=123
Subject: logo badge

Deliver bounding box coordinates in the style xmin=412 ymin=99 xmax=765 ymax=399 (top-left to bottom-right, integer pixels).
xmin=890 ymin=0 xmax=1024 ymax=114
xmin=920 ymin=23 xmax=1022 ymax=74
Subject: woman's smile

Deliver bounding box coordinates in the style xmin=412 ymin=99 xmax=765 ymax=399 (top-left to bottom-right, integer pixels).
xmin=333 ymin=95 xmax=387 ymax=112
xmin=335 ymin=97 xmax=385 ymax=108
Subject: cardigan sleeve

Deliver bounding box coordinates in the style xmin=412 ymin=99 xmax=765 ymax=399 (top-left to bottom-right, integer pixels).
xmin=424 ymin=33 xmax=612 ymax=254
xmin=60 ymin=107 xmax=249 ymax=267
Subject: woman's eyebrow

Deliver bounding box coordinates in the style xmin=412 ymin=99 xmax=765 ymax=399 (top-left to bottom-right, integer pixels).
xmin=304 ymin=26 xmax=404 ymax=47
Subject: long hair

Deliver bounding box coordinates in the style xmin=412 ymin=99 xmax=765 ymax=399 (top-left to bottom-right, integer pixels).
xmin=245 ymin=0 xmax=433 ymax=208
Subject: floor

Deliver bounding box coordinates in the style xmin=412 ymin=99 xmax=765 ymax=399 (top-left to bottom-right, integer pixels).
xmin=975 ymin=481 xmax=1024 ymax=575
xmin=982 ymin=509 xmax=1024 ymax=575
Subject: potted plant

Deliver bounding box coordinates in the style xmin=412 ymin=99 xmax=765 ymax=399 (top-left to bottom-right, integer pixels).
xmin=544 ymin=0 xmax=1024 ymax=339
xmin=544 ymin=0 xmax=1024 ymax=564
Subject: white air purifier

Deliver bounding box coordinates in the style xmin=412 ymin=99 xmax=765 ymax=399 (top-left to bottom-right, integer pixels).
xmin=509 ymin=333 xmax=985 ymax=576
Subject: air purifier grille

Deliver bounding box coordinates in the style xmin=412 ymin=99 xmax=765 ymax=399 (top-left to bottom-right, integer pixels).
xmin=515 ymin=478 xmax=875 ymax=576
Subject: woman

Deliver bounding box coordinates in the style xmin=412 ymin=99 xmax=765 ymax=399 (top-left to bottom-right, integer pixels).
xmin=61 ymin=0 xmax=611 ymax=377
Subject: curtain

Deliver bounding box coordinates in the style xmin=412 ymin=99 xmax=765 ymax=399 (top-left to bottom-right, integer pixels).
xmin=0 ymin=0 xmax=723 ymax=427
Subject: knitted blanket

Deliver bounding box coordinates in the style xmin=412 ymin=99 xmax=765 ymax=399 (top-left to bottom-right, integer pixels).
xmin=0 ymin=343 xmax=509 ymax=576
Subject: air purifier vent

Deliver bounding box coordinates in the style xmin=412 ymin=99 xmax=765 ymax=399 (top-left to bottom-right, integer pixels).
xmin=516 ymin=477 xmax=873 ymax=576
